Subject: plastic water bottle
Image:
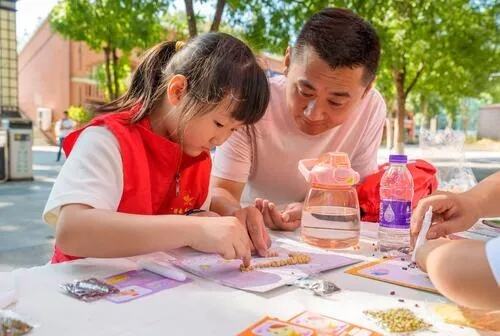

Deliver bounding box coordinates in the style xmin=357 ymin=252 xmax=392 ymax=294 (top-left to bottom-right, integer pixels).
xmin=378 ymin=154 xmax=414 ymax=252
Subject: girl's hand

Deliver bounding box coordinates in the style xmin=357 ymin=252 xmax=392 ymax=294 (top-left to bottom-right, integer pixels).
xmin=255 ymin=199 xmax=302 ymax=231
xmin=233 ymin=206 xmax=271 ymax=257
xmin=189 ymin=216 xmax=251 ymax=266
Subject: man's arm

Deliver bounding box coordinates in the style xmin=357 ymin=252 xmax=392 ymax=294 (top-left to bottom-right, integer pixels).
xmin=211 ymin=176 xmax=245 ymax=216
xmin=211 ymin=176 xmax=271 ymax=255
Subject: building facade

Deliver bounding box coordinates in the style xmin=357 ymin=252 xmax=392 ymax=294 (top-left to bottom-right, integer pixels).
xmin=478 ymin=104 xmax=500 ymax=140
xmin=0 ymin=0 xmax=19 ymax=118
xmin=18 ymin=18 xmax=105 ymax=131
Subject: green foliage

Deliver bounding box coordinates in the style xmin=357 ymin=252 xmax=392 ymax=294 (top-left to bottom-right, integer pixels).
xmin=50 ymin=0 xmax=168 ymax=52
xmin=50 ymin=0 xmax=169 ymax=100
xmin=67 ymin=105 xmax=93 ymax=124
xmin=226 ymin=0 xmax=499 ymax=148
xmin=92 ymin=57 xmax=131 ymax=101
xmin=162 ymin=4 xmax=246 ymax=41
xmin=162 ymin=11 xmax=191 ymax=41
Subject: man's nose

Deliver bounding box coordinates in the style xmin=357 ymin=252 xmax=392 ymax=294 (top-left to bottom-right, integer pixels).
xmin=303 ymin=100 xmax=324 ymax=121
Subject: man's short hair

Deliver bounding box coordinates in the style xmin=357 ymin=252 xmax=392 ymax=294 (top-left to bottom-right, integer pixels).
xmin=294 ymin=8 xmax=381 ymax=85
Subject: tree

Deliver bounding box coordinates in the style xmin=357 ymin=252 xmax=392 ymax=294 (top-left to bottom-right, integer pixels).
xmin=163 ymin=3 xmax=246 ymax=42
xmin=226 ymin=0 xmax=499 ymax=153
xmin=404 ymin=1 xmax=499 ymax=133
xmin=50 ymin=0 xmax=168 ymax=100
xmin=182 ymin=0 xmax=232 ymax=38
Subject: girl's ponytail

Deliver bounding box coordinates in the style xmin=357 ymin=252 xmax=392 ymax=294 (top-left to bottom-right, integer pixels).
xmin=95 ymin=41 xmax=179 ymax=121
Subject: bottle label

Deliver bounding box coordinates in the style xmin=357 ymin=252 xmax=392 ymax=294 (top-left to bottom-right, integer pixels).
xmin=379 ymin=200 xmax=411 ymax=229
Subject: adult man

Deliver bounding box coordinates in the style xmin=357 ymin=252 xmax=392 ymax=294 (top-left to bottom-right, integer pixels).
xmin=211 ymin=8 xmax=386 ymax=255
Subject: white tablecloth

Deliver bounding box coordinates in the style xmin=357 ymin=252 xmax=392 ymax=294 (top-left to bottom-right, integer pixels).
xmin=0 ymin=223 xmax=483 ymax=335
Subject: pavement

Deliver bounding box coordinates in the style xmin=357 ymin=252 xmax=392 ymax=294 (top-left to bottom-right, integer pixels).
xmin=0 ymin=144 xmax=499 ymax=272
xmin=0 ymin=146 xmax=61 ymax=271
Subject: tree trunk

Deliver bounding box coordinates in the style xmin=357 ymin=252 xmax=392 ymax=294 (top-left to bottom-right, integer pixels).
xmin=103 ymin=46 xmax=114 ymax=101
xmin=393 ymin=68 xmax=406 ymax=154
xmin=420 ymin=95 xmax=429 ymax=129
xmin=430 ymin=117 xmax=437 ymax=133
xmin=111 ymin=48 xmax=120 ymax=100
xmin=184 ymin=0 xmax=197 ymax=38
xmin=210 ymin=0 xmax=226 ymax=32
xmin=385 ymin=117 xmax=393 ymax=150
xmin=460 ymin=102 xmax=469 ymax=133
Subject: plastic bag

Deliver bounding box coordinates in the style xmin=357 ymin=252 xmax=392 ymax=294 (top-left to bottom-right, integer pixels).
xmin=419 ymin=128 xmax=477 ymax=192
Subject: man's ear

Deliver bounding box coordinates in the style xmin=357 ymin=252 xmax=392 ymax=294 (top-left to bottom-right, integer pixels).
xmin=283 ymin=46 xmax=292 ymax=75
xmin=362 ymin=77 xmax=375 ymax=98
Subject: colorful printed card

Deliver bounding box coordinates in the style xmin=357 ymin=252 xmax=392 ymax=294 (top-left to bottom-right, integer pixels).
xmin=289 ymin=311 xmax=381 ymax=336
xmin=238 ymin=317 xmax=317 ymax=336
xmin=449 ymin=221 xmax=500 ymax=241
xmin=102 ymin=269 xmax=192 ymax=303
xmin=164 ymin=244 xmax=361 ymax=293
xmin=345 ymin=256 xmax=438 ymax=293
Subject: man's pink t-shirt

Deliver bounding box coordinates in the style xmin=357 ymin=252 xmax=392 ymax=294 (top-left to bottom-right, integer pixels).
xmin=213 ymin=75 xmax=386 ymax=206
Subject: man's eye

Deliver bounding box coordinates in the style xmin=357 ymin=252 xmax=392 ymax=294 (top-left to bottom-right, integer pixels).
xmin=214 ymin=121 xmax=224 ymax=128
xmin=299 ymin=89 xmax=314 ymax=98
xmin=328 ymin=100 xmax=342 ymax=107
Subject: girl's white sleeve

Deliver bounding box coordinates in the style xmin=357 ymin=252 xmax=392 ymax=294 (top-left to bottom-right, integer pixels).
xmin=42 ymin=126 xmax=123 ymax=228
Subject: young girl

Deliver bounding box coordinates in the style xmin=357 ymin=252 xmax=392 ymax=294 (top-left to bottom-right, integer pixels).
xmin=43 ymin=33 xmax=270 ymax=266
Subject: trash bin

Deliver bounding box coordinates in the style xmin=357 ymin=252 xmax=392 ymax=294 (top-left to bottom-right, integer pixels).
xmin=0 ymin=129 xmax=7 ymax=182
xmin=1 ymin=118 xmax=33 ymax=180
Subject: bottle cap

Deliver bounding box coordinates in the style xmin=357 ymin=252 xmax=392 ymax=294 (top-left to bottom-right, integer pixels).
xmin=389 ymin=154 xmax=408 ymax=164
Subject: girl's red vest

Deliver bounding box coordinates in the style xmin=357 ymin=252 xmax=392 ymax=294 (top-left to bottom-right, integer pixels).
xmin=51 ymin=110 xmax=211 ymax=263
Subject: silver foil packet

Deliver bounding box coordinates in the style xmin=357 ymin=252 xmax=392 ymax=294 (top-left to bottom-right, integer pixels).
xmin=60 ymin=278 xmax=119 ymax=302
xmin=294 ymin=277 xmax=341 ymax=296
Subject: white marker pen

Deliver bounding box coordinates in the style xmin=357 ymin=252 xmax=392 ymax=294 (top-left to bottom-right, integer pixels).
xmin=411 ymin=206 xmax=433 ymax=263
xmin=137 ymin=259 xmax=187 ymax=282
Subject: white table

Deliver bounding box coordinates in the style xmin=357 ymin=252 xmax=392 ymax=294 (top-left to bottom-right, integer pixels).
xmin=0 ymin=223 xmax=484 ymax=335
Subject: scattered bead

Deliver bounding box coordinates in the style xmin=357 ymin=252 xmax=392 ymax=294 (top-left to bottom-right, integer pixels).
xmin=408 ymin=262 xmax=418 ymax=269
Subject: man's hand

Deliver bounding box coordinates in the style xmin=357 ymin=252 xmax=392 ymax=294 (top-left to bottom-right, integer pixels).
xmin=255 ymin=199 xmax=302 ymax=231
xmin=233 ymin=206 xmax=271 ymax=256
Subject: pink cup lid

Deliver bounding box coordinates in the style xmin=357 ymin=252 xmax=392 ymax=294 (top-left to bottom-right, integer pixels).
xmin=299 ymin=152 xmax=360 ymax=187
